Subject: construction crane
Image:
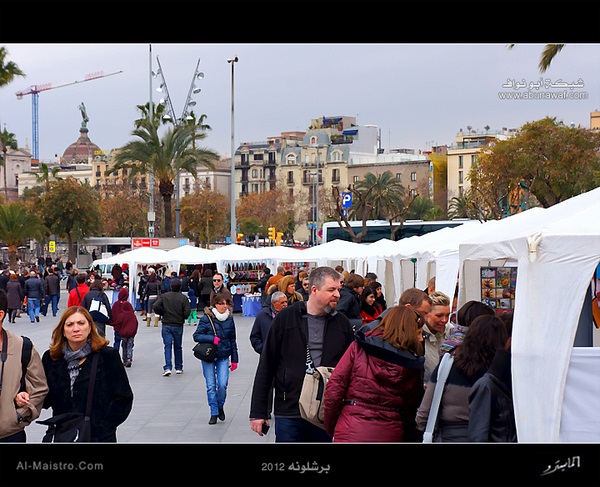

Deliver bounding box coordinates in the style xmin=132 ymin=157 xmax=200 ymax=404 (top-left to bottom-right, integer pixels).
xmin=15 ymin=70 xmax=123 ymax=161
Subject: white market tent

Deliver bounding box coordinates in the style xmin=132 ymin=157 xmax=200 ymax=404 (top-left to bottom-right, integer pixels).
xmin=91 ymin=247 xmax=171 ymax=305
xmin=166 ymin=245 xmax=216 ymax=274
xmin=458 ymin=187 xmax=600 ymax=442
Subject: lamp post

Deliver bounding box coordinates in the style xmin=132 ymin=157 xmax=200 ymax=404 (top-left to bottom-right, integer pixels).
xmin=154 ymin=56 xmax=204 ymax=237
xmin=227 ymin=56 xmax=238 ymax=244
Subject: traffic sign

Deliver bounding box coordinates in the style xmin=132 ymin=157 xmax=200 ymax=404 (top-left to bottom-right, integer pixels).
xmin=341 ymin=192 xmax=352 ymax=208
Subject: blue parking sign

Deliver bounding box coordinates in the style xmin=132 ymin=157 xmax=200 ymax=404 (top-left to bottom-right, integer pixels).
xmin=341 ymin=192 xmax=352 ymax=208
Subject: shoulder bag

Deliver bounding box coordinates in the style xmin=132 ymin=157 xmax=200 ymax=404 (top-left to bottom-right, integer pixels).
xmin=193 ymin=315 xmax=218 ymax=362
xmin=298 ymin=339 xmax=334 ymax=430
xmin=37 ymin=352 xmax=99 ymax=442
xmin=423 ymin=352 xmax=454 ymax=443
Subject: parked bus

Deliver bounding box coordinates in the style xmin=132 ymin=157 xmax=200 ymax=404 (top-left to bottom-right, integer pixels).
xmin=321 ymin=219 xmax=472 ymax=244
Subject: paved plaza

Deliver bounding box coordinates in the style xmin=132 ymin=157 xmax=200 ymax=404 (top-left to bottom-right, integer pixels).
xmin=8 ymin=288 xmax=274 ymax=444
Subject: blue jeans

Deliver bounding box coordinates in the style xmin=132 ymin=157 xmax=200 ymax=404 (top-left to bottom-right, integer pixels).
xmin=201 ymin=358 xmax=230 ymax=416
xmin=162 ymin=325 xmax=184 ymax=372
xmin=42 ymin=294 xmax=58 ymax=316
xmin=121 ymin=337 xmax=134 ymax=362
xmin=27 ymin=298 xmax=41 ymax=322
xmin=274 ymin=417 xmax=332 ymax=443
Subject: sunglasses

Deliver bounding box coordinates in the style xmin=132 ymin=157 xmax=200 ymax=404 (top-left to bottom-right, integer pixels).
xmin=412 ymin=310 xmax=423 ymax=326
xmin=213 ymin=279 xmax=222 ymax=282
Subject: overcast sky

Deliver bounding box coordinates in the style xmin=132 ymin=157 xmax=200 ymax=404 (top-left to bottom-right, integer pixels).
xmin=0 ymin=43 xmax=598 ymax=162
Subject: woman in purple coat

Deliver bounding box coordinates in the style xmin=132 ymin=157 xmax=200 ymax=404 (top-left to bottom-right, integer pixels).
xmin=324 ymin=306 xmax=425 ymax=442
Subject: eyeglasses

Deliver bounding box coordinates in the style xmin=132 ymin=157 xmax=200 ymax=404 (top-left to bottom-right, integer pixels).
xmin=213 ymin=279 xmax=222 ymax=282
xmin=412 ymin=310 xmax=423 ymax=326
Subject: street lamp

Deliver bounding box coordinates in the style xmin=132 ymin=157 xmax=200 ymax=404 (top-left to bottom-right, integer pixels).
xmin=154 ymin=56 xmax=204 ymax=237
xmin=228 ymin=56 xmax=238 ymax=244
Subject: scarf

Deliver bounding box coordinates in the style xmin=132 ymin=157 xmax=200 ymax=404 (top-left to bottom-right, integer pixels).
xmin=212 ymin=307 xmax=230 ymax=322
xmin=62 ymin=339 xmax=92 ymax=396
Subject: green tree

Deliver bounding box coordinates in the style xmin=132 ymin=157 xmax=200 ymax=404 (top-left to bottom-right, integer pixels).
xmin=0 ymin=47 xmax=25 ymax=87
xmin=0 ymin=202 xmax=46 ymax=269
xmin=38 ymin=177 xmax=102 ymax=263
xmin=0 ymin=128 xmax=17 ymax=201
xmin=470 ymin=117 xmax=600 ymax=212
xmin=330 ymin=171 xmax=416 ymax=242
xmin=407 ymin=195 xmax=436 ymax=220
xmin=508 ymin=43 xmax=565 ymax=73
xmin=111 ymin=114 xmax=219 ymax=237
xmin=35 ymin=161 xmax=62 ymax=192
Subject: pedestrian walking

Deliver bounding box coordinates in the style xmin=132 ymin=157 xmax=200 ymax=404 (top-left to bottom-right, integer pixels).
xmin=153 ymin=278 xmax=190 ymax=376
xmin=0 ymin=289 xmax=49 ymax=443
xmin=111 ymin=287 xmax=139 ymax=367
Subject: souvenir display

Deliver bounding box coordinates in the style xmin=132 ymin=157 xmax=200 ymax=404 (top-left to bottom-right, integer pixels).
xmin=480 ymin=266 xmax=517 ymax=313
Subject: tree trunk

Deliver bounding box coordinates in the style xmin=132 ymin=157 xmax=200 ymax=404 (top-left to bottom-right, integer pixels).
xmin=163 ymin=193 xmax=173 ymax=237
xmin=8 ymin=244 xmax=17 ymax=270
xmin=2 ymin=148 xmax=7 ymax=202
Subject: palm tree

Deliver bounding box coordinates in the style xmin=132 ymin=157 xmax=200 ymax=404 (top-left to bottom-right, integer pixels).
xmin=407 ymin=195 xmax=435 ymax=220
xmin=0 ymin=128 xmax=17 ymax=201
xmin=353 ymin=171 xmax=407 ymax=220
xmin=508 ymin=44 xmax=565 ymax=73
xmin=0 ymin=47 xmax=25 ymax=88
xmin=448 ymin=195 xmax=470 ymax=219
xmin=35 ymin=161 xmax=62 ymax=192
xmin=0 ymin=202 xmax=46 ymax=269
xmin=111 ymin=116 xmax=219 ymax=237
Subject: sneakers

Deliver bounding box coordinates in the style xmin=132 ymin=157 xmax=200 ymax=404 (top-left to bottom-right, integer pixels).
xmin=162 ymin=369 xmax=171 ymax=377
xmin=208 ymin=415 xmax=218 ymax=425
xmin=218 ymin=408 xmax=225 ymax=421
xmin=175 ymin=369 xmax=183 ymax=375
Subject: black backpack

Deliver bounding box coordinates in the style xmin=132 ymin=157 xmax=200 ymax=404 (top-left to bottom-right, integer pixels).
xmin=20 ymin=336 xmax=32 ymax=392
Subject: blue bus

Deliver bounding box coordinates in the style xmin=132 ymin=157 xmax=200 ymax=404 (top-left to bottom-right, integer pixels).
xmin=321 ymin=219 xmax=471 ymax=244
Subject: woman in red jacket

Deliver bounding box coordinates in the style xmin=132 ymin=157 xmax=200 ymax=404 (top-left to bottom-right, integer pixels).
xmin=323 ymin=305 xmax=425 ymax=442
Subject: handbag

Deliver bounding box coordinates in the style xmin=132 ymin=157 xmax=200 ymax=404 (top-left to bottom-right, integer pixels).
xmin=423 ymin=352 xmax=454 ymax=443
xmin=88 ymin=296 xmax=110 ymax=323
xmin=193 ymin=315 xmax=218 ymax=362
xmin=298 ymin=341 xmax=334 ymax=430
xmin=37 ymin=352 xmax=99 ymax=442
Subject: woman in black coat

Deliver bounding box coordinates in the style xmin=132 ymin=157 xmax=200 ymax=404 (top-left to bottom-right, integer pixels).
xmin=41 ymin=306 xmax=133 ymax=442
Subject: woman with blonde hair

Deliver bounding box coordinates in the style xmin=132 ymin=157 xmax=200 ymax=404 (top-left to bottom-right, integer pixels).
xmin=277 ymin=275 xmax=303 ymax=305
xmin=41 ymin=306 xmax=133 ymax=442
xmin=324 ymin=305 xmax=425 ymax=442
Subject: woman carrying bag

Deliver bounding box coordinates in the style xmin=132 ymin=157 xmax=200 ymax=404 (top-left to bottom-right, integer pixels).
xmin=192 ymin=293 xmax=239 ymax=425
xmin=41 ymin=306 xmax=133 ymax=442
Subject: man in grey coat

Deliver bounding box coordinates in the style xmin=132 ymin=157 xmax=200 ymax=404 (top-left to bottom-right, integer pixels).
xmin=153 ymin=278 xmax=191 ymax=376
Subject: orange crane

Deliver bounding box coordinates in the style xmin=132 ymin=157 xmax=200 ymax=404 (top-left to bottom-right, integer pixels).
xmin=15 ymin=70 xmax=123 ymax=161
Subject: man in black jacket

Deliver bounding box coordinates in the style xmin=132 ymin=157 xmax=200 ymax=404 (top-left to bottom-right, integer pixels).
xmin=153 ymin=278 xmax=191 ymax=376
xmin=249 ymin=266 xmax=354 ymax=442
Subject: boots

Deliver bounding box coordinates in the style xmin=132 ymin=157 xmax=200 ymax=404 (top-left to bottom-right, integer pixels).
xmin=154 ymin=315 xmax=159 ymax=327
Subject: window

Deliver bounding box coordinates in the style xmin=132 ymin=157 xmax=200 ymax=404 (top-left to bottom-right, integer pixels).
xmin=459 ymin=156 xmax=464 ymax=169
xmin=411 ymin=172 xmax=417 ymax=181
xmin=353 ymin=175 xmax=359 ymax=183
xmin=459 ymin=171 xmax=463 ymax=184
xmin=252 ymin=169 xmax=258 ymax=178
xmin=332 ymin=168 xmax=340 ymax=183
xmin=411 ymin=188 xmax=418 ymax=196
xmin=287 ymin=171 xmax=294 ymax=184
xmin=396 ymin=173 xmax=402 ymax=181
xmin=310 ymin=136 xmax=317 ymax=145
xmin=333 ymin=151 xmax=341 ymax=162
xmin=286 ymin=154 xmax=297 ymax=165
xmin=471 ymin=154 xmax=478 ymax=164
xmin=253 ymin=153 xmax=264 ymax=161
xmin=289 ymin=188 xmax=294 ymax=198
xmin=252 ymin=183 xmax=259 ymax=193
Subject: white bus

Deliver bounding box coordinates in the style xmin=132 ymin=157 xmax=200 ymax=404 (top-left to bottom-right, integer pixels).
xmin=321 ymin=219 xmax=472 ymax=244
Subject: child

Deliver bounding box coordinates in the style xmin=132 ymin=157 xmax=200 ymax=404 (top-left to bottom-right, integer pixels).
xmin=110 ymin=287 xmax=139 ymax=367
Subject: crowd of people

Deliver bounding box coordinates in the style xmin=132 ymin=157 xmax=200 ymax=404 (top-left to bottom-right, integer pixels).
xmin=0 ymin=254 xmax=517 ymax=444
